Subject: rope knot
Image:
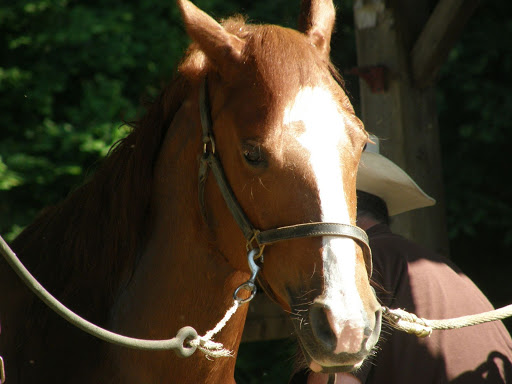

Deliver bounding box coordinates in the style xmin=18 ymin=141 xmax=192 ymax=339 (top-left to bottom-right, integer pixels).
xmin=383 ymin=307 xmax=433 ymax=338
xmin=188 ymin=337 xmax=234 ymax=359
xmin=187 ymin=300 xmax=241 ymax=359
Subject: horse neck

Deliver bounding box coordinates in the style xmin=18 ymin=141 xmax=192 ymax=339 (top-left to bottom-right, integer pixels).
xmin=100 ymin=93 xmax=250 ymax=383
xmin=104 ymin=230 xmax=250 ymax=382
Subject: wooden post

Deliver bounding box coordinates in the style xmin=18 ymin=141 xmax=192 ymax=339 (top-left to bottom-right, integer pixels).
xmin=411 ymin=0 xmax=480 ymax=88
xmin=353 ymin=0 xmax=450 ymax=255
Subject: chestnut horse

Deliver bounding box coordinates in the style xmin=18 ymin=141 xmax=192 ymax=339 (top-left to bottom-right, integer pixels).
xmin=0 ymin=0 xmax=381 ymax=382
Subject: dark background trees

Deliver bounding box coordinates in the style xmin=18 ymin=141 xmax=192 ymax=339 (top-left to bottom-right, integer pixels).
xmin=1 ymin=0 xmax=510 ymax=381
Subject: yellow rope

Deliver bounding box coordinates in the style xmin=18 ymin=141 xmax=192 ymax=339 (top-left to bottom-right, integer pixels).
xmin=382 ymin=304 xmax=512 ymax=337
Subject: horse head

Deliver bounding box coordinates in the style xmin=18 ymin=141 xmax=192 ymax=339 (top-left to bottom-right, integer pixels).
xmin=176 ymin=0 xmax=381 ymax=373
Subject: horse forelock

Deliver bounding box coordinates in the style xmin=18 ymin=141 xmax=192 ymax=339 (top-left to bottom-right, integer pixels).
xmin=180 ymin=15 xmax=342 ymax=95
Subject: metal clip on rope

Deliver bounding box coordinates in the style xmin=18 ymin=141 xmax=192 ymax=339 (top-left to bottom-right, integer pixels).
xmin=233 ymin=248 xmax=261 ymax=304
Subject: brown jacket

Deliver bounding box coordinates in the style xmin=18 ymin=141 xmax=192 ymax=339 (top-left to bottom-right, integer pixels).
xmin=357 ymin=224 xmax=512 ymax=383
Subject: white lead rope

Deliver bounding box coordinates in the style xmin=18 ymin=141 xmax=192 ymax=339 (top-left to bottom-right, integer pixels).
xmin=382 ymin=305 xmax=512 ymax=338
xmin=189 ymin=300 xmax=241 ymax=359
xmin=196 ymin=301 xmax=512 ymax=358
xmin=3 ymin=231 xmax=512 ymax=361
xmin=0 ymin=234 xmax=242 ymax=360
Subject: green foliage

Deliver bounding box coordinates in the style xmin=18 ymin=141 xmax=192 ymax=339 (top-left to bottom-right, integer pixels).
xmin=437 ymin=1 xmax=512 ymax=246
xmin=0 ymin=0 xmax=191 ymax=241
xmin=434 ymin=2 xmax=512 ymax=312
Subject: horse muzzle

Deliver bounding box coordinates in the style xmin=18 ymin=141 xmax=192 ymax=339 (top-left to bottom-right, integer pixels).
xmin=293 ymin=298 xmax=382 ymax=373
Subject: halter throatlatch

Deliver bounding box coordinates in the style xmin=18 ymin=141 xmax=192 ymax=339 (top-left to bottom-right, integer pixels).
xmin=197 ymin=77 xmax=373 ymax=302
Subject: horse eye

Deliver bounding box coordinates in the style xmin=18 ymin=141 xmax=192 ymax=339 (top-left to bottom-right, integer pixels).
xmin=242 ymin=144 xmax=267 ymax=168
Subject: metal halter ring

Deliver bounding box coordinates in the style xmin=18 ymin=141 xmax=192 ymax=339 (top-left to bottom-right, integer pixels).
xmin=233 ymin=281 xmax=257 ymax=304
xmin=233 ymin=248 xmax=262 ymax=304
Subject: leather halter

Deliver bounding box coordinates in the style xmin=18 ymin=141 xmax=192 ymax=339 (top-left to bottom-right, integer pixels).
xmin=197 ymin=78 xmax=373 ymax=277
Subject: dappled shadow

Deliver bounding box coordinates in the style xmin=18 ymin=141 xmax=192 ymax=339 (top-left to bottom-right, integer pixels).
xmin=452 ymin=352 xmax=512 ymax=384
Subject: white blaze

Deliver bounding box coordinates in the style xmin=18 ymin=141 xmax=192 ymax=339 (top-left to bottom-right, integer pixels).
xmin=283 ymin=86 xmax=365 ymax=343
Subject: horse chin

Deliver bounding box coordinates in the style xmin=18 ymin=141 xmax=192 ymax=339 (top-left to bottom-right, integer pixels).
xmin=299 ymin=340 xmax=365 ymax=374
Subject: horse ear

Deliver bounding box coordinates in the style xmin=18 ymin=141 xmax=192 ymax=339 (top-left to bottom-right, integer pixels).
xmin=177 ymin=0 xmax=245 ymax=72
xmin=298 ymin=0 xmax=336 ymax=58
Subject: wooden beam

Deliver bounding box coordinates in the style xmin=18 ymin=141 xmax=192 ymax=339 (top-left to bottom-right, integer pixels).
xmin=411 ymin=0 xmax=480 ymax=88
xmin=353 ymin=0 xmax=450 ymax=256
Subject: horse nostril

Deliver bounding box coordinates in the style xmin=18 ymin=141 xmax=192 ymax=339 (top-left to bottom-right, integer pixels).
xmin=309 ymin=302 xmax=337 ymax=352
xmin=365 ymin=308 xmax=382 ymax=351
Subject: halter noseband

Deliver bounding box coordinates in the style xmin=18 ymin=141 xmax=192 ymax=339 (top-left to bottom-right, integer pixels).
xmin=197 ymin=78 xmax=372 ymax=302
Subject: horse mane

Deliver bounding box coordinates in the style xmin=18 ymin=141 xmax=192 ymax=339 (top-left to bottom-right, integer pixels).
xmin=11 ymin=71 xmax=190 ymax=324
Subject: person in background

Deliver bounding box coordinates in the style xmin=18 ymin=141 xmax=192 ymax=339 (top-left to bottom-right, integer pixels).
xmin=293 ymin=136 xmax=512 ymax=383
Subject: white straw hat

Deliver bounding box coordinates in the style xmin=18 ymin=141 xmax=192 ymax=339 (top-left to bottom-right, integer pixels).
xmin=357 ymin=135 xmax=436 ymax=216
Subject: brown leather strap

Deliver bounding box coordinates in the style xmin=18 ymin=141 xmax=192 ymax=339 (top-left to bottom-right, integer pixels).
xmin=199 ymin=74 xmax=213 ymax=148
xmin=258 ymin=222 xmax=372 ymax=275
xmin=202 ymin=152 xmax=257 ymax=242
xmin=257 ymin=222 xmax=368 ymax=245
xmin=198 ymin=78 xmax=258 ymax=241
